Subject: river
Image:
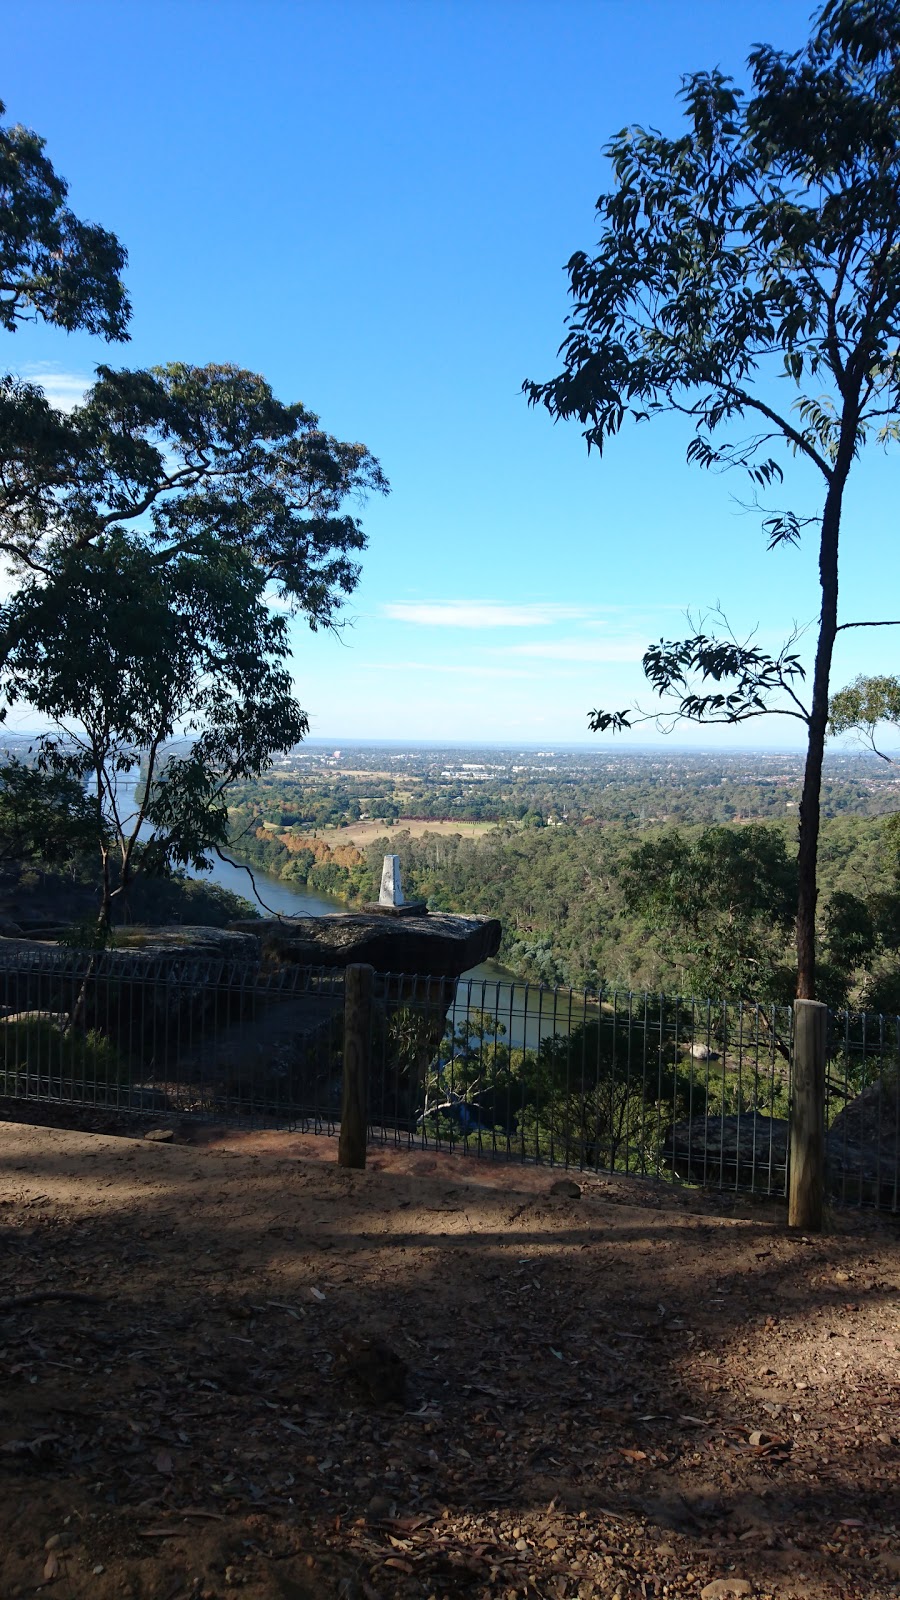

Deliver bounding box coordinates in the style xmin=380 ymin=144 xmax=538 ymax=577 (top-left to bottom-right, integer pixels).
xmin=191 ymin=852 xmax=571 ymax=1048
xmin=197 ymin=857 xmax=573 ymax=1056
xmin=201 ymin=851 xmax=349 ymax=920
xmin=113 ymin=779 xmax=546 ymax=1044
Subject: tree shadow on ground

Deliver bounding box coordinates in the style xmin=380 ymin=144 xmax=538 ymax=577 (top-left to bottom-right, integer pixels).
xmin=0 ymin=1126 xmax=898 ymax=1599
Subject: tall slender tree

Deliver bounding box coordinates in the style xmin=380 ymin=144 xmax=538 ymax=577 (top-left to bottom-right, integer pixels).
xmin=526 ymin=0 xmax=900 ymax=1000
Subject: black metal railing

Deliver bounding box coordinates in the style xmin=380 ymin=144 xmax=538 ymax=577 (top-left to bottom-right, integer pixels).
xmin=0 ymin=945 xmax=344 ymax=1127
xmin=0 ymin=946 xmax=896 ymax=1211
xmin=375 ymin=974 xmax=795 ymax=1197
xmin=825 ymin=1008 xmax=900 ymax=1210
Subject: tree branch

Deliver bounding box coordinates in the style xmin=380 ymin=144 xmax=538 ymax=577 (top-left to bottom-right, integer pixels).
xmin=731 ymin=389 xmax=833 ymax=481
xmin=213 ymin=848 xmax=290 ymax=921
xmin=836 ymin=619 xmax=900 ymax=632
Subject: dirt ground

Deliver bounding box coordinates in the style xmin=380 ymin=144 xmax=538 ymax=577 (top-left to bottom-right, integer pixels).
xmin=0 ymin=1118 xmax=898 ymax=1600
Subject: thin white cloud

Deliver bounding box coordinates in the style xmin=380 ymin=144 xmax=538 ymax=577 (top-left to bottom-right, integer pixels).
xmin=358 ymin=659 xmax=540 ymax=679
xmin=21 ymin=366 xmax=91 ymax=412
xmin=497 ymin=638 xmax=647 ymax=663
xmin=381 ymin=600 xmax=592 ymax=628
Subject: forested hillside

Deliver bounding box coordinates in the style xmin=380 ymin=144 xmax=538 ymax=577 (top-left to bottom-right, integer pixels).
xmin=222 ymin=745 xmax=900 ymax=1005
xmin=368 ymin=816 xmax=900 ymax=1004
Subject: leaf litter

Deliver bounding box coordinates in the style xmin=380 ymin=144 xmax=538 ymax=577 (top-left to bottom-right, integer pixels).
xmin=0 ymin=1118 xmax=898 ymax=1599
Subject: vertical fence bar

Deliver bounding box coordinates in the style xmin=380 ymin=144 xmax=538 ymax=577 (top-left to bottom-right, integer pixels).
xmin=870 ymin=1013 xmax=880 ymax=1206
xmin=893 ymin=1017 xmax=900 ymax=1214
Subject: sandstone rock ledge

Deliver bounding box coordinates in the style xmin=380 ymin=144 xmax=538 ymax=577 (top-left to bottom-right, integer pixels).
xmin=0 ymin=925 xmax=261 ymax=971
xmin=229 ymin=911 xmax=502 ymax=979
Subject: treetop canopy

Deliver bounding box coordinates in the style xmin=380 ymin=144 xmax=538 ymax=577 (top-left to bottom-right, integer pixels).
xmin=0 ymin=99 xmax=130 ymax=339
xmin=526 ymin=0 xmax=900 ymax=495
xmin=0 ymin=360 xmax=388 ymax=630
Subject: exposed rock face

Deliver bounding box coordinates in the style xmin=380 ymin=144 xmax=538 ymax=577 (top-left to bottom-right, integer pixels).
xmin=826 ymin=1075 xmax=899 ymax=1205
xmin=0 ymin=930 xmax=264 ymax=1066
xmin=0 ymin=913 xmax=501 ymax=1130
xmin=3 ymin=1010 xmax=69 ymax=1025
xmin=229 ymin=912 xmax=502 ymax=979
xmin=664 ymin=1112 xmax=789 ymax=1185
xmin=0 ymin=926 xmax=261 ymax=968
xmin=111 ymin=926 xmax=261 ymax=961
xmin=665 ymin=1085 xmax=899 ymax=1205
xmin=0 ymin=913 xmax=502 ymax=982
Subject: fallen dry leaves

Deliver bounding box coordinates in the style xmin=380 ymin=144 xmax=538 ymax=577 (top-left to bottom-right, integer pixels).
xmin=0 ymin=1117 xmax=898 ymax=1600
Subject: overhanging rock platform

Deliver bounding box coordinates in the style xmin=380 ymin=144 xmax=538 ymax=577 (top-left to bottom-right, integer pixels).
xmin=229 ymin=911 xmax=502 ymax=978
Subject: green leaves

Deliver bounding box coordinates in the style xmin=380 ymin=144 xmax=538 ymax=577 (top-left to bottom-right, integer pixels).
xmin=527 ymin=2 xmax=900 ymax=998
xmin=0 ymin=105 xmax=387 ymax=932
xmin=0 ymin=530 xmax=311 ymax=916
xmin=622 ymin=825 xmax=798 ymax=1000
xmin=829 ymin=672 xmax=900 ymax=754
xmin=589 ymin=626 xmax=808 ymax=735
xmin=644 ymin=631 xmax=806 ymax=722
xmin=587 ymin=708 xmax=633 ymax=734
xmin=0 ymin=100 xmax=129 ymax=338
xmin=1 ymin=362 xmax=387 ymax=622
xmin=526 ymin=3 xmax=900 ymax=490
xmin=0 ymin=758 xmax=97 ymax=866
xmin=760 ymin=509 xmax=816 ymax=549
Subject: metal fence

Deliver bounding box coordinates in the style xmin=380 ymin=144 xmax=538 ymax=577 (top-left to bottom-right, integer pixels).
xmin=376 ymin=974 xmax=797 ymax=1197
xmin=0 ymin=946 xmax=897 ymax=1211
xmin=0 ymin=945 xmax=344 ymax=1126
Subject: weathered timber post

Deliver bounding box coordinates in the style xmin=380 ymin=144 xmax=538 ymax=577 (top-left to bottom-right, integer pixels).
xmin=339 ymin=962 xmax=374 ymax=1169
xmin=789 ymin=999 xmax=827 ymax=1231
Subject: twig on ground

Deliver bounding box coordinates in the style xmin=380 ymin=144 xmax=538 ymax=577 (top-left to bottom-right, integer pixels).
xmin=0 ymin=1290 xmax=103 ymax=1312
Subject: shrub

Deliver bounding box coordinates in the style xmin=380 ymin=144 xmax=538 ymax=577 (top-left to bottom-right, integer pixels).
xmin=0 ymin=1018 xmax=122 ymax=1097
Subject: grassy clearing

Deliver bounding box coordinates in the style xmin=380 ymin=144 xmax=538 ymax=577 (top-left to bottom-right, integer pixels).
xmin=310 ymin=818 xmax=499 ymax=849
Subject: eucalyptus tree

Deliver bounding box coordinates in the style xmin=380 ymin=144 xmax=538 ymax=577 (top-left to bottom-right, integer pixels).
xmin=829 ymin=673 xmax=900 ymax=758
xmin=1 ymin=96 xmax=131 ymax=596
xmin=0 ymin=104 xmax=388 ymax=923
xmin=0 ymin=360 xmax=385 ymax=615
xmin=622 ymin=826 xmax=798 ymax=1002
xmin=526 ymin=1 xmax=900 ymax=999
xmin=2 ymin=536 xmax=303 ymax=928
xmin=0 ymin=98 xmax=129 ymax=338
xmin=0 ymin=366 xmax=387 ymax=928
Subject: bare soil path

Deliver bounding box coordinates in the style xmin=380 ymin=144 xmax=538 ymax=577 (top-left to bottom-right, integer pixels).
xmin=0 ymin=1120 xmax=898 ymax=1600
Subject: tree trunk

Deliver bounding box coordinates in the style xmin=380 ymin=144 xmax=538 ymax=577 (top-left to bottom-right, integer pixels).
xmin=796 ymin=472 xmax=847 ymax=999
xmin=98 ymin=844 xmax=112 ymax=934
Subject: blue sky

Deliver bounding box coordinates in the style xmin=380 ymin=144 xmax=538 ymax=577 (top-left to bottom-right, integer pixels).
xmin=5 ymin=0 xmax=898 ymax=749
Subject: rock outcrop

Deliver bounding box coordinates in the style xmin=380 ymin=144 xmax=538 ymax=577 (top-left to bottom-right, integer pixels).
xmin=664 ymin=1112 xmax=789 ymax=1185
xmin=664 ymin=1083 xmax=899 ymax=1205
xmin=111 ymin=925 xmax=261 ymax=961
xmin=229 ymin=911 xmax=502 ymax=979
xmin=826 ymin=1075 xmax=899 ymax=1205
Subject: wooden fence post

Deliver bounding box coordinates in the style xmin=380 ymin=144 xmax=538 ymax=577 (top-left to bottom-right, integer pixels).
xmin=789 ymin=999 xmax=827 ymax=1231
xmin=339 ymin=963 xmax=374 ymax=1169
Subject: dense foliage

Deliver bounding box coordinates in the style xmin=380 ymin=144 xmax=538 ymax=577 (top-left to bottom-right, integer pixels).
xmin=526 ymin=0 xmax=900 ymax=1000
xmin=0 ymin=104 xmax=387 ymax=929
xmin=0 ymin=98 xmax=129 ymax=338
xmin=220 ymin=746 xmax=900 ymax=1006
